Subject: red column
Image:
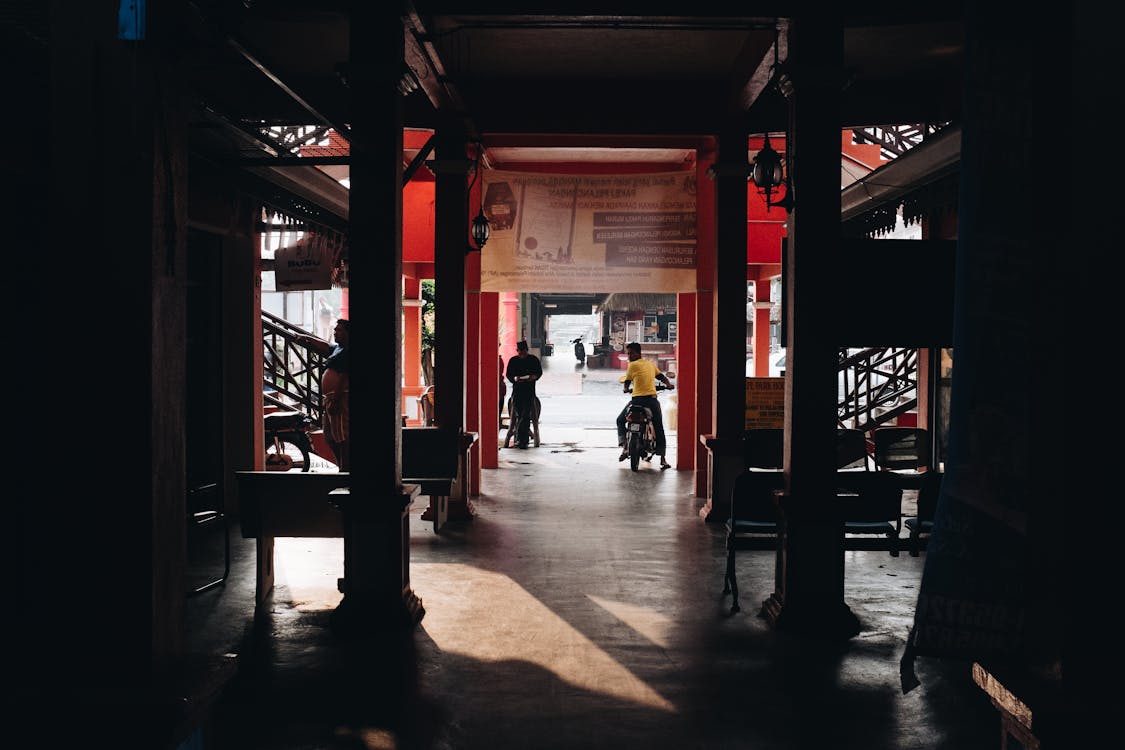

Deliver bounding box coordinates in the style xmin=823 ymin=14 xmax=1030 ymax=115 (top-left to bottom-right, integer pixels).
xmin=694 ymin=148 xmax=717 ymax=500
xmin=403 ymin=277 xmax=422 ymax=388
xmin=500 ymin=292 xmax=519 ymax=359
xmin=479 ymin=293 xmax=500 ymax=468
xmin=465 ymin=253 xmax=482 ymax=496
xmin=675 ymin=293 xmax=697 ymax=471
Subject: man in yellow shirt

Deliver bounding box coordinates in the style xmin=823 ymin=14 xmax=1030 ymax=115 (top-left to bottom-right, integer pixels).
xmin=616 ymin=341 xmax=674 ymax=469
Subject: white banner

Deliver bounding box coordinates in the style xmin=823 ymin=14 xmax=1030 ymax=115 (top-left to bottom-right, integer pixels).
xmin=274 ymin=232 xmax=336 ymax=291
xmin=480 ymin=170 xmax=697 ymax=292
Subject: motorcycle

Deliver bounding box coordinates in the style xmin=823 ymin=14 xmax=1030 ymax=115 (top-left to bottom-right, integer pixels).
xmin=503 ymin=390 xmax=541 ymax=449
xmin=571 ymin=337 xmax=586 ymax=365
xmin=264 ymin=410 xmax=315 ymax=471
xmin=622 ymin=382 xmax=671 ymax=472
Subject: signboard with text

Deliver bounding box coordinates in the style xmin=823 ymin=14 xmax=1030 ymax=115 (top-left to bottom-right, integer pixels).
xmin=274 ymin=234 xmax=335 ymax=291
xmin=480 ymin=170 xmax=697 ymax=292
xmin=745 ymin=377 xmax=785 ymax=429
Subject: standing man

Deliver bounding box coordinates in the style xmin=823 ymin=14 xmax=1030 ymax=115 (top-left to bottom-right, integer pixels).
xmin=296 ymin=319 xmax=350 ymax=470
xmin=617 ymin=341 xmax=674 ymax=469
xmin=498 ymin=354 xmax=507 ymax=428
xmin=505 ymin=340 xmax=542 ymax=448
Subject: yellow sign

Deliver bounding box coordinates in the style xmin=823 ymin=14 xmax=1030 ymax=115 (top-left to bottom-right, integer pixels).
xmin=745 ymin=377 xmax=785 ymax=429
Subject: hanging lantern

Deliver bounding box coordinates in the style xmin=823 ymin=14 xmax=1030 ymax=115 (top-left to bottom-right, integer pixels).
xmin=467 ymin=145 xmax=491 ymax=253
xmin=751 ymin=134 xmax=786 ymax=212
xmin=470 ymin=208 xmax=491 ymax=250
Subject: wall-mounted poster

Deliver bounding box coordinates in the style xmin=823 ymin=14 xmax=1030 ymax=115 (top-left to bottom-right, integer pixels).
xmin=745 ymin=377 xmax=785 ymax=429
xmin=514 ymin=181 xmax=577 ymax=263
xmin=481 ymin=170 xmax=697 ymax=293
xmin=610 ymin=313 xmax=627 ymax=352
xmin=626 ymin=320 xmax=642 ymax=344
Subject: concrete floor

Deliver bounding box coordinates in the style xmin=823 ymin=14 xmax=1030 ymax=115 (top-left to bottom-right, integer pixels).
xmin=187 ymin=361 xmax=998 ymax=749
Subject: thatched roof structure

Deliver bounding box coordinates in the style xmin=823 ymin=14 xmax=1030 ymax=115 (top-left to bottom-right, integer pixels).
xmin=599 ymin=293 xmax=678 ymax=312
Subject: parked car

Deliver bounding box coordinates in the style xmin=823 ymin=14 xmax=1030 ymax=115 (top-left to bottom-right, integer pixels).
xmin=745 ymin=349 xmax=787 ymax=377
xmin=770 ymin=351 xmax=786 ymax=377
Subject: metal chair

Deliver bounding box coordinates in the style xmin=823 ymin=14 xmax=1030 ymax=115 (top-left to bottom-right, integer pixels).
xmin=872 ymin=426 xmax=930 ymax=476
xmin=837 ymin=470 xmax=904 ymax=556
xmin=836 ymin=427 xmax=871 ymax=472
xmin=723 ymin=469 xmax=786 ymax=613
xmin=742 ymin=428 xmax=784 ymax=470
xmin=904 ymin=471 xmax=942 ymax=556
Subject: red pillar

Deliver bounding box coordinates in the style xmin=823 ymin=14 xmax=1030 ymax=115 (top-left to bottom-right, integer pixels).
xmin=403 ymin=277 xmax=422 ymax=388
xmin=465 ymin=252 xmax=482 ymax=496
xmin=694 ymin=147 xmax=717 ymax=500
xmin=500 ymin=292 xmax=520 ymax=360
xmin=675 ymin=293 xmax=697 ymax=471
xmin=479 ymin=292 xmax=500 ymax=468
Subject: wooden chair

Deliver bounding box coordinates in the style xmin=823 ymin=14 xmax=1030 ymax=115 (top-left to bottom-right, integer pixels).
xmin=837 ymin=470 xmax=904 ymax=556
xmin=904 ymin=471 xmax=942 ymax=556
xmin=723 ymin=469 xmax=786 ymax=613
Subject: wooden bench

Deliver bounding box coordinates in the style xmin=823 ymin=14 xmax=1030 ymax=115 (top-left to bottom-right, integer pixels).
xmin=402 ymin=426 xmax=471 ymax=533
xmin=236 ymin=471 xmax=351 ymax=538
xmin=971 ymin=661 xmax=1076 ymax=749
xmin=235 ymin=471 xmax=352 ymax=605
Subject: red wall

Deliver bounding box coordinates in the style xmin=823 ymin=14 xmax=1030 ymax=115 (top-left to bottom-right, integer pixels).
xmin=746 ymin=135 xmax=788 ymax=266
xmin=403 ymin=180 xmax=435 ymax=263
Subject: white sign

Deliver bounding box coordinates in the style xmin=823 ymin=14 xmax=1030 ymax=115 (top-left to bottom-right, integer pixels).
xmin=274 ymin=233 xmax=335 ymax=291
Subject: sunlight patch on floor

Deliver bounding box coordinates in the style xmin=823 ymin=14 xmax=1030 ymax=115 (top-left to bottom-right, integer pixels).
xmin=413 ymin=562 xmax=675 ymax=712
xmin=586 ymin=594 xmax=673 ymax=649
xmin=274 ymin=537 xmax=344 ymax=611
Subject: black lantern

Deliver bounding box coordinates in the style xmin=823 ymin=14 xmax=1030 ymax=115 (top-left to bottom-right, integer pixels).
xmin=471 ymin=208 xmax=490 ymax=250
xmin=751 ymin=133 xmax=786 ymax=212
xmin=467 ymin=145 xmax=491 ymax=253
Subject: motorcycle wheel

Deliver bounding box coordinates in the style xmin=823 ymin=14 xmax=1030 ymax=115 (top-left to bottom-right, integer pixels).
xmin=266 ymin=437 xmax=311 ymax=472
xmin=628 ymin=433 xmax=642 ymax=472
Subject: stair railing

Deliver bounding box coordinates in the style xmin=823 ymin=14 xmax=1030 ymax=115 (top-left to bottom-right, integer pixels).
xmin=837 ymin=347 xmax=918 ymax=433
xmin=262 ymin=310 xmax=325 ymax=424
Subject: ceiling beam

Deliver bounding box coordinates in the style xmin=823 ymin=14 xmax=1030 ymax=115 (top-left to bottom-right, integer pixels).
xmin=225 ymin=36 xmax=352 ymax=143
xmin=404 ymin=2 xmax=480 ymax=141
xmin=187 ymin=1 xmax=352 ymax=142
xmin=735 ymin=20 xmax=787 ymax=113
xmin=403 ymin=135 xmax=437 ymax=185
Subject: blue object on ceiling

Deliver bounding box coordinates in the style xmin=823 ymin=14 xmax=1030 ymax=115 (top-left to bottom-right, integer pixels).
xmin=118 ymin=0 xmax=146 ymax=40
